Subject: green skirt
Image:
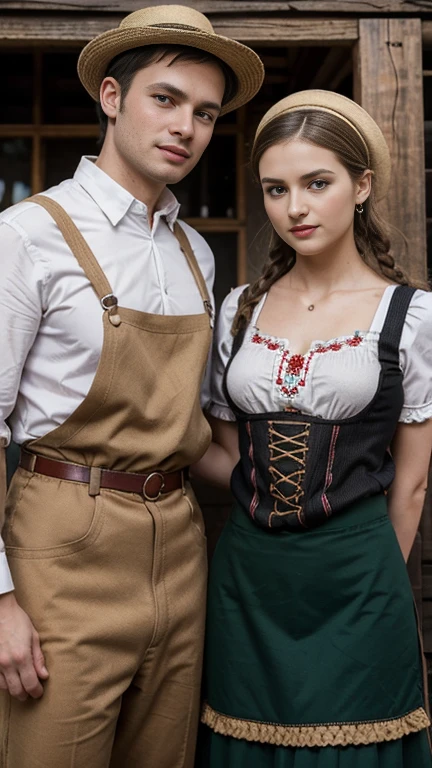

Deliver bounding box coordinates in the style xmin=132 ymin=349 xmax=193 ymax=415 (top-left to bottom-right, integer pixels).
xmin=198 ymin=495 xmax=431 ymax=767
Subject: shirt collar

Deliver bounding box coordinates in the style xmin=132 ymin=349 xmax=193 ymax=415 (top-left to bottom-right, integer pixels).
xmin=73 ymin=156 xmax=181 ymax=230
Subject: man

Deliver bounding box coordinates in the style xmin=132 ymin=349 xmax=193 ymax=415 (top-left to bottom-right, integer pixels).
xmin=0 ymin=6 xmax=263 ymax=766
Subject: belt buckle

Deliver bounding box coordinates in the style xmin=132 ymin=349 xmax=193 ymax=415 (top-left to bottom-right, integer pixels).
xmin=142 ymin=472 xmax=165 ymax=501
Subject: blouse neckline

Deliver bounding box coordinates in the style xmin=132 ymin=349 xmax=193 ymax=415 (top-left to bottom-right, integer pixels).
xmin=251 ymin=284 xmax=396 ymax=356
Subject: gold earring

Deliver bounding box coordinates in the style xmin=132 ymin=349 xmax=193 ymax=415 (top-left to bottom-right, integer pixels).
xmin=355 ymin=203 xmax=364 ymax=214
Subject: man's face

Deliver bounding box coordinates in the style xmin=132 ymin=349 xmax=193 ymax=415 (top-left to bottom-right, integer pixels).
xmin=105 ymin=54 xmax=225 ymax=186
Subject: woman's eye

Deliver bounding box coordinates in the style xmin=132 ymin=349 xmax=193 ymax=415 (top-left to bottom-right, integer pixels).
xmin=268 ymin=186 xmax=286 ymax=197
xmin=310 ymin=179 xmax=328 ymax=190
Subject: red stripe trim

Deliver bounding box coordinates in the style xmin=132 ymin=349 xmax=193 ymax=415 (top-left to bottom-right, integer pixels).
xmin=246 ymin=421 xmax=259 ymax=518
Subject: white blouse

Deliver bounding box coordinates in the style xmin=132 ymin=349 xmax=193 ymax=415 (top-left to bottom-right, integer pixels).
xmin=208 ymin=284 xmax=432 ymax=424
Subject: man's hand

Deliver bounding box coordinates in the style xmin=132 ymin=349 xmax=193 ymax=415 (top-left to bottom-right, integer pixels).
xmin=0 ymin=592 xmax=48 ymax=701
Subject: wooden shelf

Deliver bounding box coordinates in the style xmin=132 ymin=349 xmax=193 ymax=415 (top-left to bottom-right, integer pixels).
xmin=184 ymin=217 xmax=244 ymax=231
xmin=0 ymin=124 xmax=99 ymax=137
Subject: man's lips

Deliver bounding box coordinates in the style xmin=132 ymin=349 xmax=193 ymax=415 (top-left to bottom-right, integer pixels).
xmin=158 ymin=145 xmax=191 ymax=162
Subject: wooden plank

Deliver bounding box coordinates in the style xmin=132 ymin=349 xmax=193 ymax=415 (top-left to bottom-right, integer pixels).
xmin=0 ymin=1 xmax=430 ymax=14
xmin=0 ymin=14 xmax=358 ymax=44
xmin=210 ymin=17 xmax=358 ymax=44
xmin=423 ymin=20 xmax=432 ymax=45
xmin=0 ymin=15 xmax=120 ymax=42
xmin=353 ymin=18 xmax=427 ymax=283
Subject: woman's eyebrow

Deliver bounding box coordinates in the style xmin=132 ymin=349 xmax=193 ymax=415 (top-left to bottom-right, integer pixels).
xmin=300 ymin=168 xmax=336 ymax=180
xmin=261 ymin=169 xmax=336 ymax=184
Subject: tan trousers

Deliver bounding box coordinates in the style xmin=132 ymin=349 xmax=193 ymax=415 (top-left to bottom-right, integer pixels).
xmin=1 ymin=471 xmax=207 ymax=768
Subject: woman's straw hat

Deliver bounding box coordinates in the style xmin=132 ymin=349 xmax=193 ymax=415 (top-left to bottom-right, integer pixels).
xmin=255 ymin=90 xmax=391 ymax=200
xmin=78 ymin=5 xmax=264 ymax=115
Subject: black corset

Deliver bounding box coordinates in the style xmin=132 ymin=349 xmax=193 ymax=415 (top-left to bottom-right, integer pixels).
xmin=223 ymin=285 xmax=415 ymax=531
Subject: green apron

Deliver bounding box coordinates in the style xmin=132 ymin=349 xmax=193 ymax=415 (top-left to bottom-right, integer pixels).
xmin=199 ymin=495 xmax=431 ymax=767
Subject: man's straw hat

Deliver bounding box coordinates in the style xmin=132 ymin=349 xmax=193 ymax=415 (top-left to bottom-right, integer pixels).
xmin=254 ymin=90 xmax=391 ymax=200
xmin=78 ymin=5 xmax=264 ymax=115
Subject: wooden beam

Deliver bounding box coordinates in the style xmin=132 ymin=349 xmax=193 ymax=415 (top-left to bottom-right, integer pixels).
xmin=0 ymin=14 xmax=358 ymax=44
xmin=0 ymin=1 xmax=430 ymax=14
xmin=422 ymin=20 xmax=432 ymax=44
xmin=353 ymin=18 xmax=427 ymax=282
xmin=211 ymin=17 xmax=358 ymax=44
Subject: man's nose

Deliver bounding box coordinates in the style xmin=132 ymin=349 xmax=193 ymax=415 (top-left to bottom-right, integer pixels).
xmin=169 ymin=107 xmax=194 ymax=140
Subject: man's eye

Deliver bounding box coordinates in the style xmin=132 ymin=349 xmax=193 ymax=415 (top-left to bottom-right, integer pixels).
xmin=155 ymin=95 xmax=170 ymax=104
xmin=196 ymin=111 xmax=214 ymax=122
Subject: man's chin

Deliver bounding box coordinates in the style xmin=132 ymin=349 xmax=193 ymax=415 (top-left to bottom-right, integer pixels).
xmin=153 ymin=168 xmax=192 ymax=186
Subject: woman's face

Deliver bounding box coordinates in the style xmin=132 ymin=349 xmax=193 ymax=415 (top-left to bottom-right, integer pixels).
xmin=259 ymin=138 xmax=370 ymax=258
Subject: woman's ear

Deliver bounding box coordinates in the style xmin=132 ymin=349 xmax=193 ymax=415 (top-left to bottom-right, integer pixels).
xmin=356 ymin=169 xmax=372 ymax=205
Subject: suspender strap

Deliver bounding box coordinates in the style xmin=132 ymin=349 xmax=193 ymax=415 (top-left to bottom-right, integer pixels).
xmin=378 ymin=284 xmax=416 ymax=365
xmin=173 ymin=221 xmax=213 ymax=321
xmin=29 ymin=195 xmax=114 ymax=301
xmin=30 ymin=196 xmax=212 ymax=325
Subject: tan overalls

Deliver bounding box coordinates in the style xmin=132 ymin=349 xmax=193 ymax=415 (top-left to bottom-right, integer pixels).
xmin=0 ymin=196 xmax=212 ymax=768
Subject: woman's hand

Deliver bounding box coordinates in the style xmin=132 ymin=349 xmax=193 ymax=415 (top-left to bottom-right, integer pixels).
xmin=191 ymin=415 xmax=239 ymax=490
xmin=388 ymin=419 xmax=432 ymax=561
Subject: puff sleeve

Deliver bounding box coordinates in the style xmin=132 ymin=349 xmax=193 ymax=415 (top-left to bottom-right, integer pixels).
xmin=398 ymin=290 xmax=432 ymax=423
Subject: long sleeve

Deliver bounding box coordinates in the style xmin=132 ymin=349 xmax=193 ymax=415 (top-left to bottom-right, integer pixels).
xmin=0 ymin=221 xmax=46 ymax=593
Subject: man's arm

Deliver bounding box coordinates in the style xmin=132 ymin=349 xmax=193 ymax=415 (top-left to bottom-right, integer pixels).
xmin=0 ymin=222 xmax=50 ymax=699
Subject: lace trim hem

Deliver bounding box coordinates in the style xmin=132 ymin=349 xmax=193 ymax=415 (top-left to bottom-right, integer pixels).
xmin=399 ymin=401 xmax=432 ymax=424
xmin=201 ymin=703 xmax=430 ymax=748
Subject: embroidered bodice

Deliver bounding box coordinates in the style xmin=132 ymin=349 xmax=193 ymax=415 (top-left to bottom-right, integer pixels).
xmin=208 ymin=284 xmax=432 ymax=425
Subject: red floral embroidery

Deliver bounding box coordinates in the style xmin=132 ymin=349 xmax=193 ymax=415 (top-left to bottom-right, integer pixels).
xmin=287 ymin=354 xmax=305 ymax=375
xmin=251 ymin=330 xmax=363 ymax=399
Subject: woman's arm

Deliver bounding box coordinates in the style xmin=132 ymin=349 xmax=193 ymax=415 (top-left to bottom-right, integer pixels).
xmin=388 ymin=419 xmax=432 ymax=561
xmin=191 ymin=415 xmax=239 ymax=490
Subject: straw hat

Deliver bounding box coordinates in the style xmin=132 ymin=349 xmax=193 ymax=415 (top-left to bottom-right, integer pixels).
xmin=78 ymin=5 xmax=264 ymax=115
xmin=254 ymin=90 xmax=391 ymax=200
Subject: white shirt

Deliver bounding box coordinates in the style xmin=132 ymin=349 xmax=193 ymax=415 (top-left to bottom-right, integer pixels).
xmin=209 ymin=284 xmax=432 ymax=423
xmin=0 ymin=156 xmax=215 ymax=592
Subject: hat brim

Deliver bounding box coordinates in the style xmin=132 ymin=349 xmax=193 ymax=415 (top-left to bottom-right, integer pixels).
xmin=78 ymin=27 xmax=264 ymax=115
xmin=255 ymin=90 xmax=391 ymax=200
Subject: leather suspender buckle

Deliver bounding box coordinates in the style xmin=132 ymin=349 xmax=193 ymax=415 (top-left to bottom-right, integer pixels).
xmin=100 ymin=293 xmax=118 ymax=310
xmin=100 ymin=294 xmax=121 ymax=327
xmin=142 ymin=472 xmax=166 ymax=501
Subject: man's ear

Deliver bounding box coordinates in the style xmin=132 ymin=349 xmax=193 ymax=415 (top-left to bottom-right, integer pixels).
xmin=99 ymin=77 xmax=121 ymax=120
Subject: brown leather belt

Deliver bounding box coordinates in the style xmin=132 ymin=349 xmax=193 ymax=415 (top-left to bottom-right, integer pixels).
xmin=19 ymin=450 xmax=186 ymax=501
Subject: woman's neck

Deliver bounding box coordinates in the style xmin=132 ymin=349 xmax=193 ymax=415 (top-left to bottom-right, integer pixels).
xmin=284 ymin=237 xmax=376 ymax=296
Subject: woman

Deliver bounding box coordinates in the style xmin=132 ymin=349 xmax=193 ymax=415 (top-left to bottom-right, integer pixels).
xmin=195 ymin=90 xmax=432 ymax=767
